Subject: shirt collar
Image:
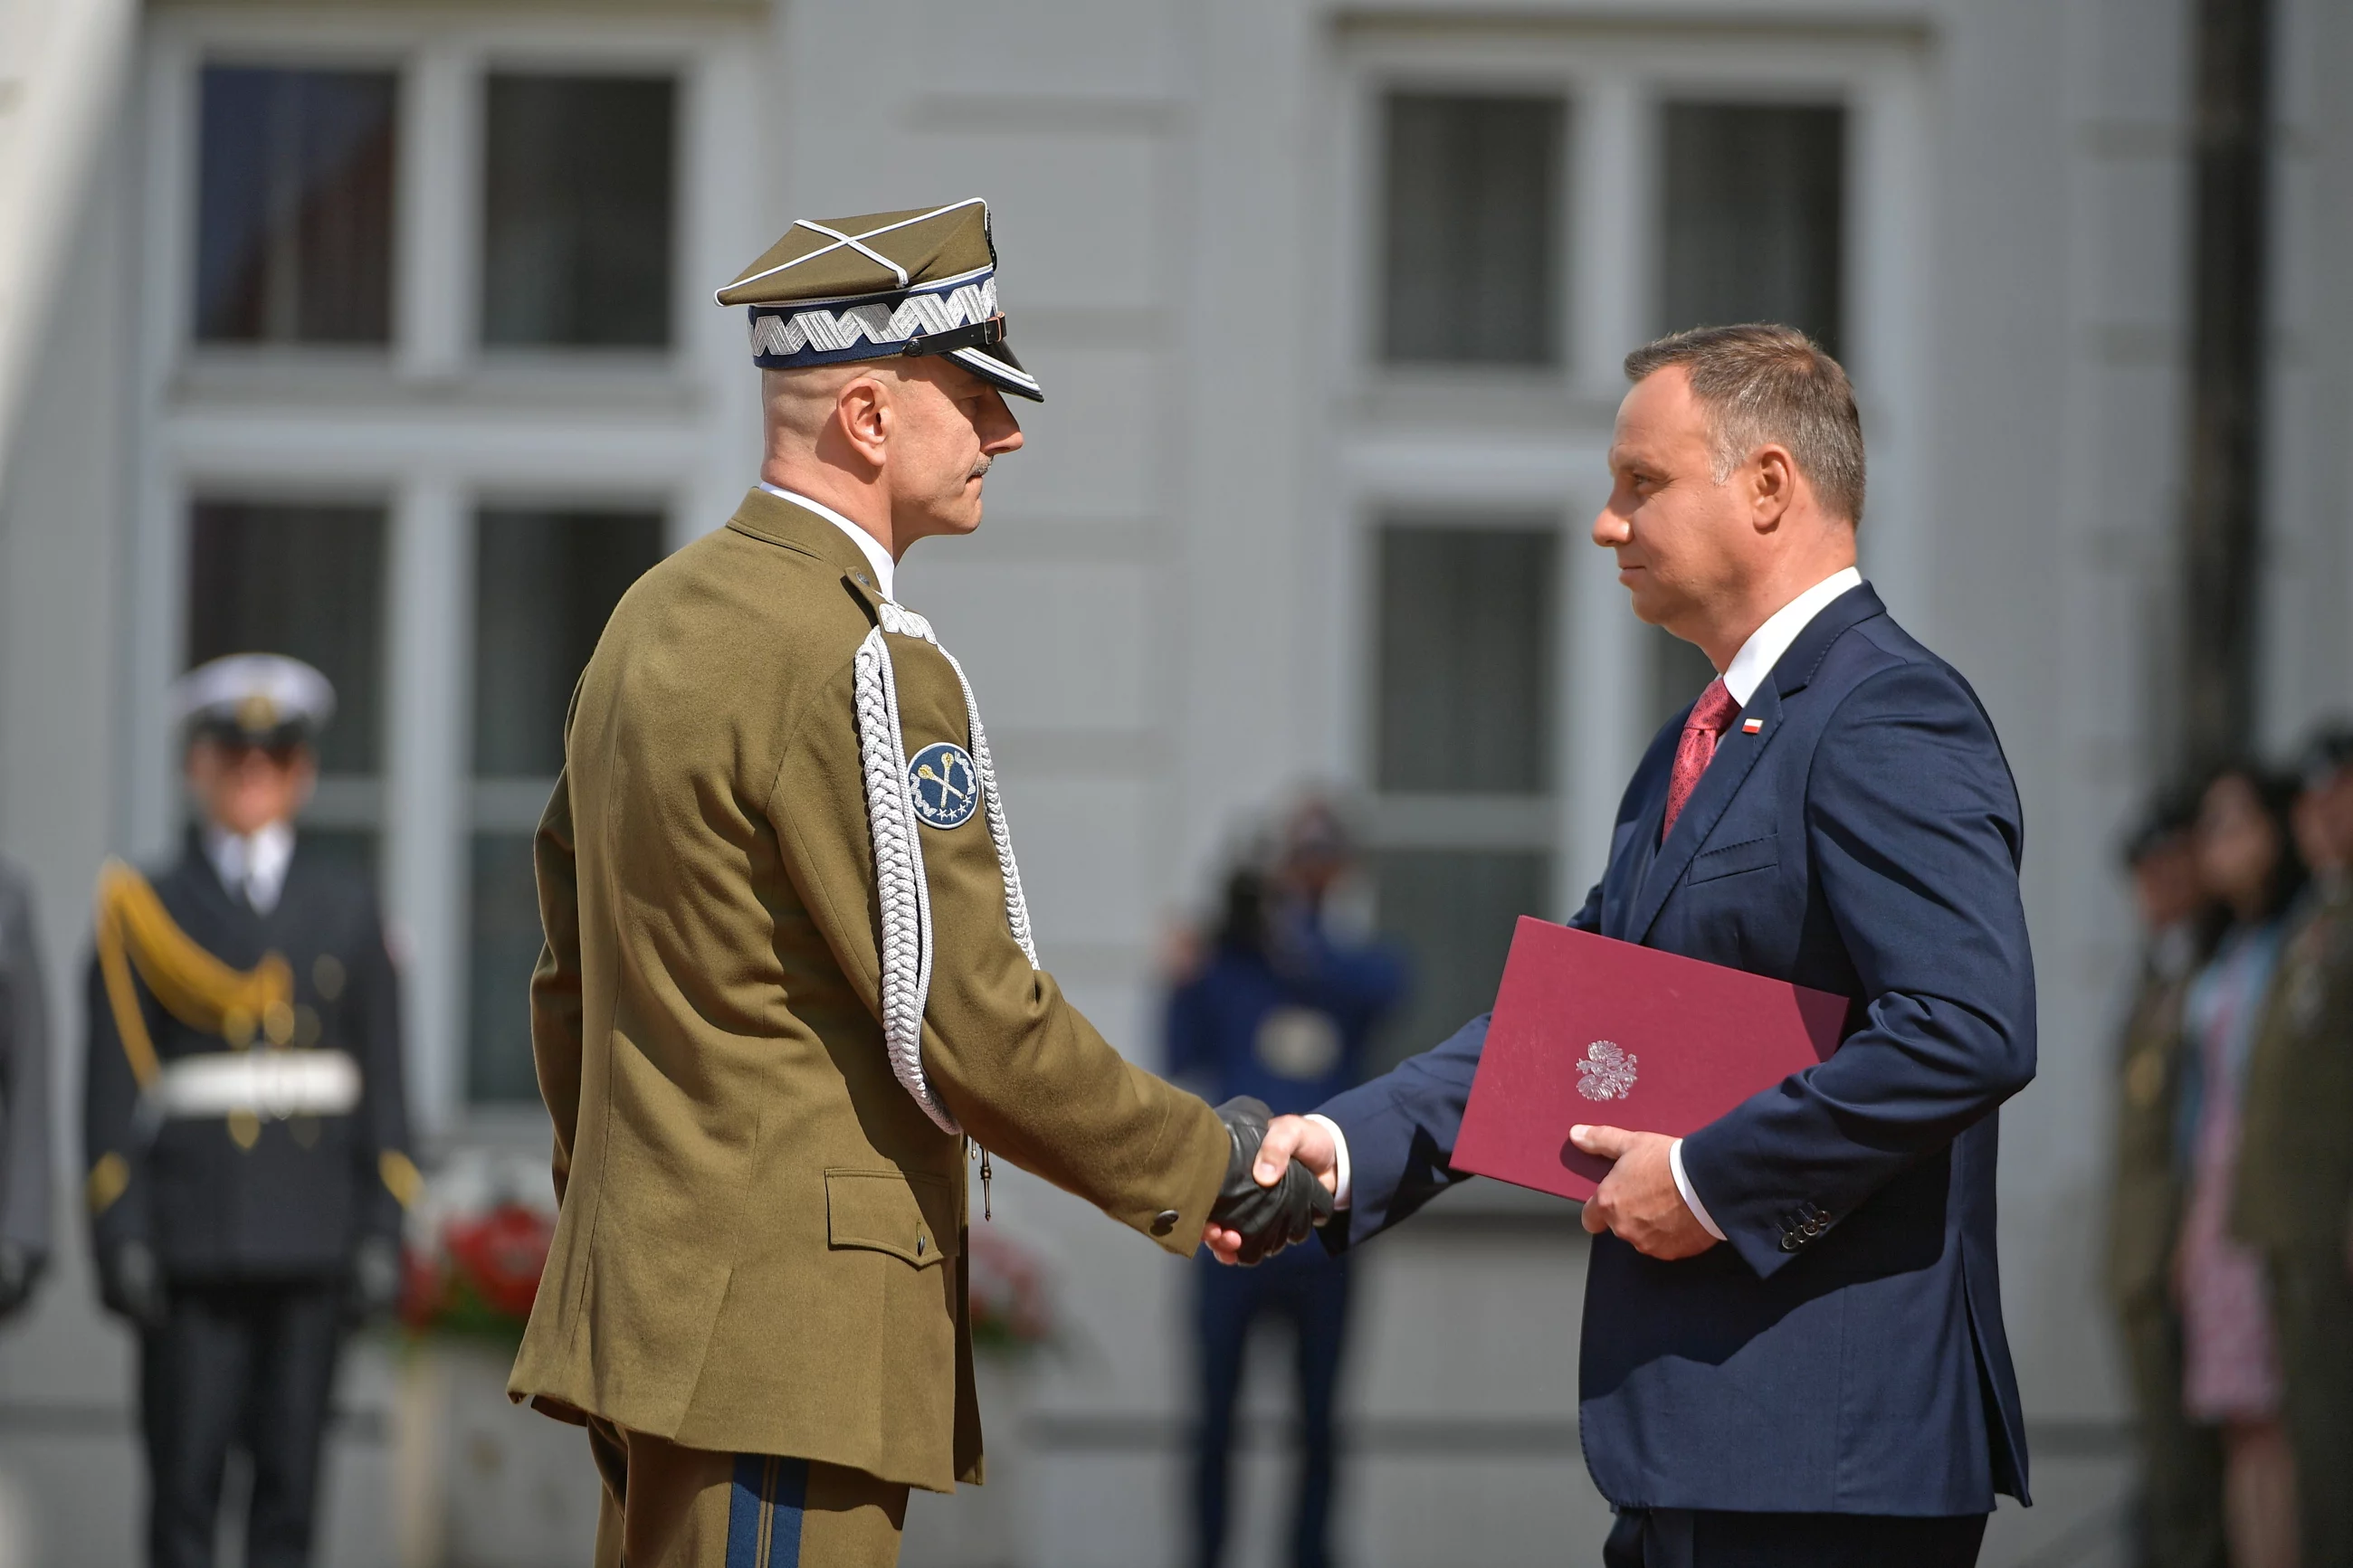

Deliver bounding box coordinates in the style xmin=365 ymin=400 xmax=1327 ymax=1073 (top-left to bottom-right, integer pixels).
xmin=757 ymin=481 xmax=894 ymax=600
xmin=204 ymin=819 xmax=296 ymax=914
xmin=1720 ymin=566 xmax=1864 ymax=707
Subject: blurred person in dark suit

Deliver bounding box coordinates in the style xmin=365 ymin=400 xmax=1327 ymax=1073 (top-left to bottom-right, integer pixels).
xmin=85 ymin=654 xmax=417 ymax=1568
xmin=0 ymin=856 xmax=52 ymax=1321
xmin=1168 ymin=801 xmax=1406 ymax=1568
xmin=2233 ymin=725 xmax=2353 ymax=1568
xmin=2177 ymin=764 xmax=2306 ymax=1568
xmin=2103 ymin=791 xmax=2224 ymax=1568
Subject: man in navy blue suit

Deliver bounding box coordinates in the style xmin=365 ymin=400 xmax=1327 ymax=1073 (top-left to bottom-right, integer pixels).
xmin=1208 ymin=324 xmax=2036 ymax=1566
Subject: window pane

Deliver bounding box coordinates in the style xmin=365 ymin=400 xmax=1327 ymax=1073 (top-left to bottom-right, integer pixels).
xmin=195 ymin=66 xmax=396 ymax=345
xmin=297 ymin=829 xmax=380 ymax=887
xmin=472 ymin=508 xmax=664 ymax=777
xmin=1371 ymin=850 xmax=1548 ymax=1073
xmin=186 ymin=501 xmax=386 ymax=774
xmin=482 ymin=74 xmax=676 ymax=347
xmin=1650 ymin=626 xmax=1720 ymax=736
xmin=467 ymin=832 xmax=542 ymax=1104
xmin=1377 ymin=525 xmax=1556 ymax=793
xmin=1383 ymin=93 xmax=1564 ymax=366
xmin=1661 ymin=103 xmax=1845 ymax=357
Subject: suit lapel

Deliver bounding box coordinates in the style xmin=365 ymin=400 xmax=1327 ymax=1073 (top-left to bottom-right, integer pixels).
xmin=1628 ymin=679 xmax=1783 ymax=944
xmin=1608 ymin=755 xmax=1674 ymax=942
xmin=1623 ymin=583 xmax=1886 ymax=945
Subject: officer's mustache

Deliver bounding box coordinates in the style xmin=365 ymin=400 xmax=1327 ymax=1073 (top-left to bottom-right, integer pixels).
xmin=968 ymin=456 xmax=993 ymax=480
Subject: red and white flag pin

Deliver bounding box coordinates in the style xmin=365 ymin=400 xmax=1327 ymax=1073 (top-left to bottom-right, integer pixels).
xmin=1741 ymin=717 xmax=1765 ymax=734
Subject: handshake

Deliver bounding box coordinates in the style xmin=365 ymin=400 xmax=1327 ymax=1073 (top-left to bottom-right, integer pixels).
xmin=1201 ymin=1098 xmax=1337 ymax=1265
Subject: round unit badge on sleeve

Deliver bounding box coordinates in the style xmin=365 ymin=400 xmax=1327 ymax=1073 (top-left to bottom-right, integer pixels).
xmin=908 ymin=742 xmax=980 ymax=830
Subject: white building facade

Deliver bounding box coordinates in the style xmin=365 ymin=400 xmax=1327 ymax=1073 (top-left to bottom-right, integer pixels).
xmin=1 ymin=0 xmax=2349 ymax=1563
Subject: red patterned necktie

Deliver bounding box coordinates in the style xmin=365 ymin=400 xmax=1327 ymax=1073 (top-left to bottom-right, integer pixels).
xmin=1662 ymin=677 xmax=1740 ymax=841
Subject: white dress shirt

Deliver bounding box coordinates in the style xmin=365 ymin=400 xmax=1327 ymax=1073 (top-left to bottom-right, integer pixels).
xmin=205 ymin=820 xmax=296 ymax=915
xmin=757 ymin=481 xmax=896 ymax=600
xmin=1313 ymin=565 xmax=1865 ymax=1231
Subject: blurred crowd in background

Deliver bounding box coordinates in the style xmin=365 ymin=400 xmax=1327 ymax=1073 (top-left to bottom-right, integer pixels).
xmin=2107 ymin=727 xmax=2353 ymax=1568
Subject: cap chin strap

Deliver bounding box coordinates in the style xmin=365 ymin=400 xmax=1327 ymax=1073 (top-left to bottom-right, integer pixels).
xmin=853 ymin=600 xmax=1038 ymax=1135
xmin=900 ymin=315 xmax=1006 ymax=358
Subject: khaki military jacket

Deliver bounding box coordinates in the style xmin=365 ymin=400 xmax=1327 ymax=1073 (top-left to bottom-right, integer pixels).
xmin=2104 ymin=941 xmax=2196 ymax=1309
xmin=2233 ymin=882 xmax=2353 ymax=1255
xmin=508 ymin=490 xmax=1231 ymax=1492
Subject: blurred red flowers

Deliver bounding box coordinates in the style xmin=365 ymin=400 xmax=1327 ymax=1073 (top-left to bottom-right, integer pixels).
xmin=967 ymin=1225 xmax=1055 ymax=1358
xmin=402 ymin=1199 xmax=554 ymax=1344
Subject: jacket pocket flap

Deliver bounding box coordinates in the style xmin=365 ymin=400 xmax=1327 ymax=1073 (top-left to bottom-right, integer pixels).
xmin=825 ymin=1169 xmax=956 ymax=1269
xmin=1688 ymin=832 xmax=1779 ymax=885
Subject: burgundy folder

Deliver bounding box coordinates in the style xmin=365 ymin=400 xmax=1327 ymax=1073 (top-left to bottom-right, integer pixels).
xmin=1451 ymin=918 xmax=1851 ymax=1202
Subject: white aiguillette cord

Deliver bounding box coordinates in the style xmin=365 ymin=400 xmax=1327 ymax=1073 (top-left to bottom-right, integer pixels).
xmin=853 ymin=599 xmax=1038 ymax=1218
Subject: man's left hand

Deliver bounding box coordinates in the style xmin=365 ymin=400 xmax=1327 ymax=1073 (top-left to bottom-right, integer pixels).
xmin=1571 ymin=1125 xmax=1717 ymax=1260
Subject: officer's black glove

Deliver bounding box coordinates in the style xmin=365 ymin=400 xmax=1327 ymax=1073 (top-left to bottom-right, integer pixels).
xmin=99 ymin=1240 xmax=167 ymax=1332
xmin=1207 ymin=1097 xmax=1334 ymax=1265
xmin=346 ymin=1235 xmax=404 ymax=1325
xmin=0 ymin=1240 xmax=41 ymax=1320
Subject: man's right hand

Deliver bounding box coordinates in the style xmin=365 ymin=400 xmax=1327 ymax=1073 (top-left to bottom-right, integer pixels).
xmin=1204 ymin=1111 xmax=1340 ymax=1264
xmin=100 ymin=1240 xmax=167 ymax=1331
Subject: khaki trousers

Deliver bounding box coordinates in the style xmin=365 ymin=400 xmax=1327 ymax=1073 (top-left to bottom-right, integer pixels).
xmin=2117 ymin=1297 xmax=2228 ymax=1568
xmin=586 ymin=1419 xmax=908 ymax=1568
xmin=2273 ymin=1249 xmax=2353 ymax=1568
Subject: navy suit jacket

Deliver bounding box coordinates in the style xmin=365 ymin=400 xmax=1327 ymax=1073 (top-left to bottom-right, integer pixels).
xmin=1317 ymin=584 xmax=2034 ymax=1515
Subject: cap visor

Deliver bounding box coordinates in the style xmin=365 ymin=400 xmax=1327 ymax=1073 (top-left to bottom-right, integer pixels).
xmin=949 ymin=341 xmax=1043 ymax=402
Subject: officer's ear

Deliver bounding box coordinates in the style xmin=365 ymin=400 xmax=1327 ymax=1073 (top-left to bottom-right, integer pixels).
xmin=831 ymin=372 xmax=895 ymax=472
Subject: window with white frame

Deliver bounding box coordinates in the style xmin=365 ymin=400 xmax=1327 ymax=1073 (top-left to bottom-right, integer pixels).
xmin=1380 ymin=91 xmax=1566 ymax=367
xmin=1338 ymin=25 xmax=1923 ymax=1030
xmin=466 ymin=507 xmax=662 ymax=1104
xmin=480 ymin=72 xmax=677 ymax=350
xmin=1368 ymin=520 xmax=1557 ymax=1069
xmin=1659 ymin=101 xmax=1846 ymax=356
xmin=148 ymin=9 xmax=750 ymax=1136
xmin=195 ymin=65 xmax=397 ymax=346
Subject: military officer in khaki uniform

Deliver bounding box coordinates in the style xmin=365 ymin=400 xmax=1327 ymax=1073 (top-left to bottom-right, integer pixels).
xmin=2104 ymin=792 xmax=2226 ymax=1568
xmin=2234 ymin=726 xmax=2353 ymax=1568
xmin=508 ymin=199 xmax=1324 ymax=1568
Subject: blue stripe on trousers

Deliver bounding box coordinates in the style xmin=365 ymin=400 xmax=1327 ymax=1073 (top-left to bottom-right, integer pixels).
xmin=727 ymin=1454 xmax=809 ymax=1568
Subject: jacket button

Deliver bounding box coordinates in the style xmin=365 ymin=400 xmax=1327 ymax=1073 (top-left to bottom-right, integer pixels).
xmin=1779 ymin=1232 xmax=1802 ymax=1252
xmin=1151 ymin=1209 xmax=1179 ymax=1236
xmin=915 ymin=1235 xmax=926 ymax=1256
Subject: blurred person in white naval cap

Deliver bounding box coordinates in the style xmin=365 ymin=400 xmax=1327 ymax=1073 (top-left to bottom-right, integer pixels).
xmin=84 ymin=651 xmax=417 ymax=1568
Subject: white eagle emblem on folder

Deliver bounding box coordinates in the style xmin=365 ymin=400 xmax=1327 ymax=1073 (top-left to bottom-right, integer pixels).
xmin=1575 ymin=1040 xmax=1638 ymax=1101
